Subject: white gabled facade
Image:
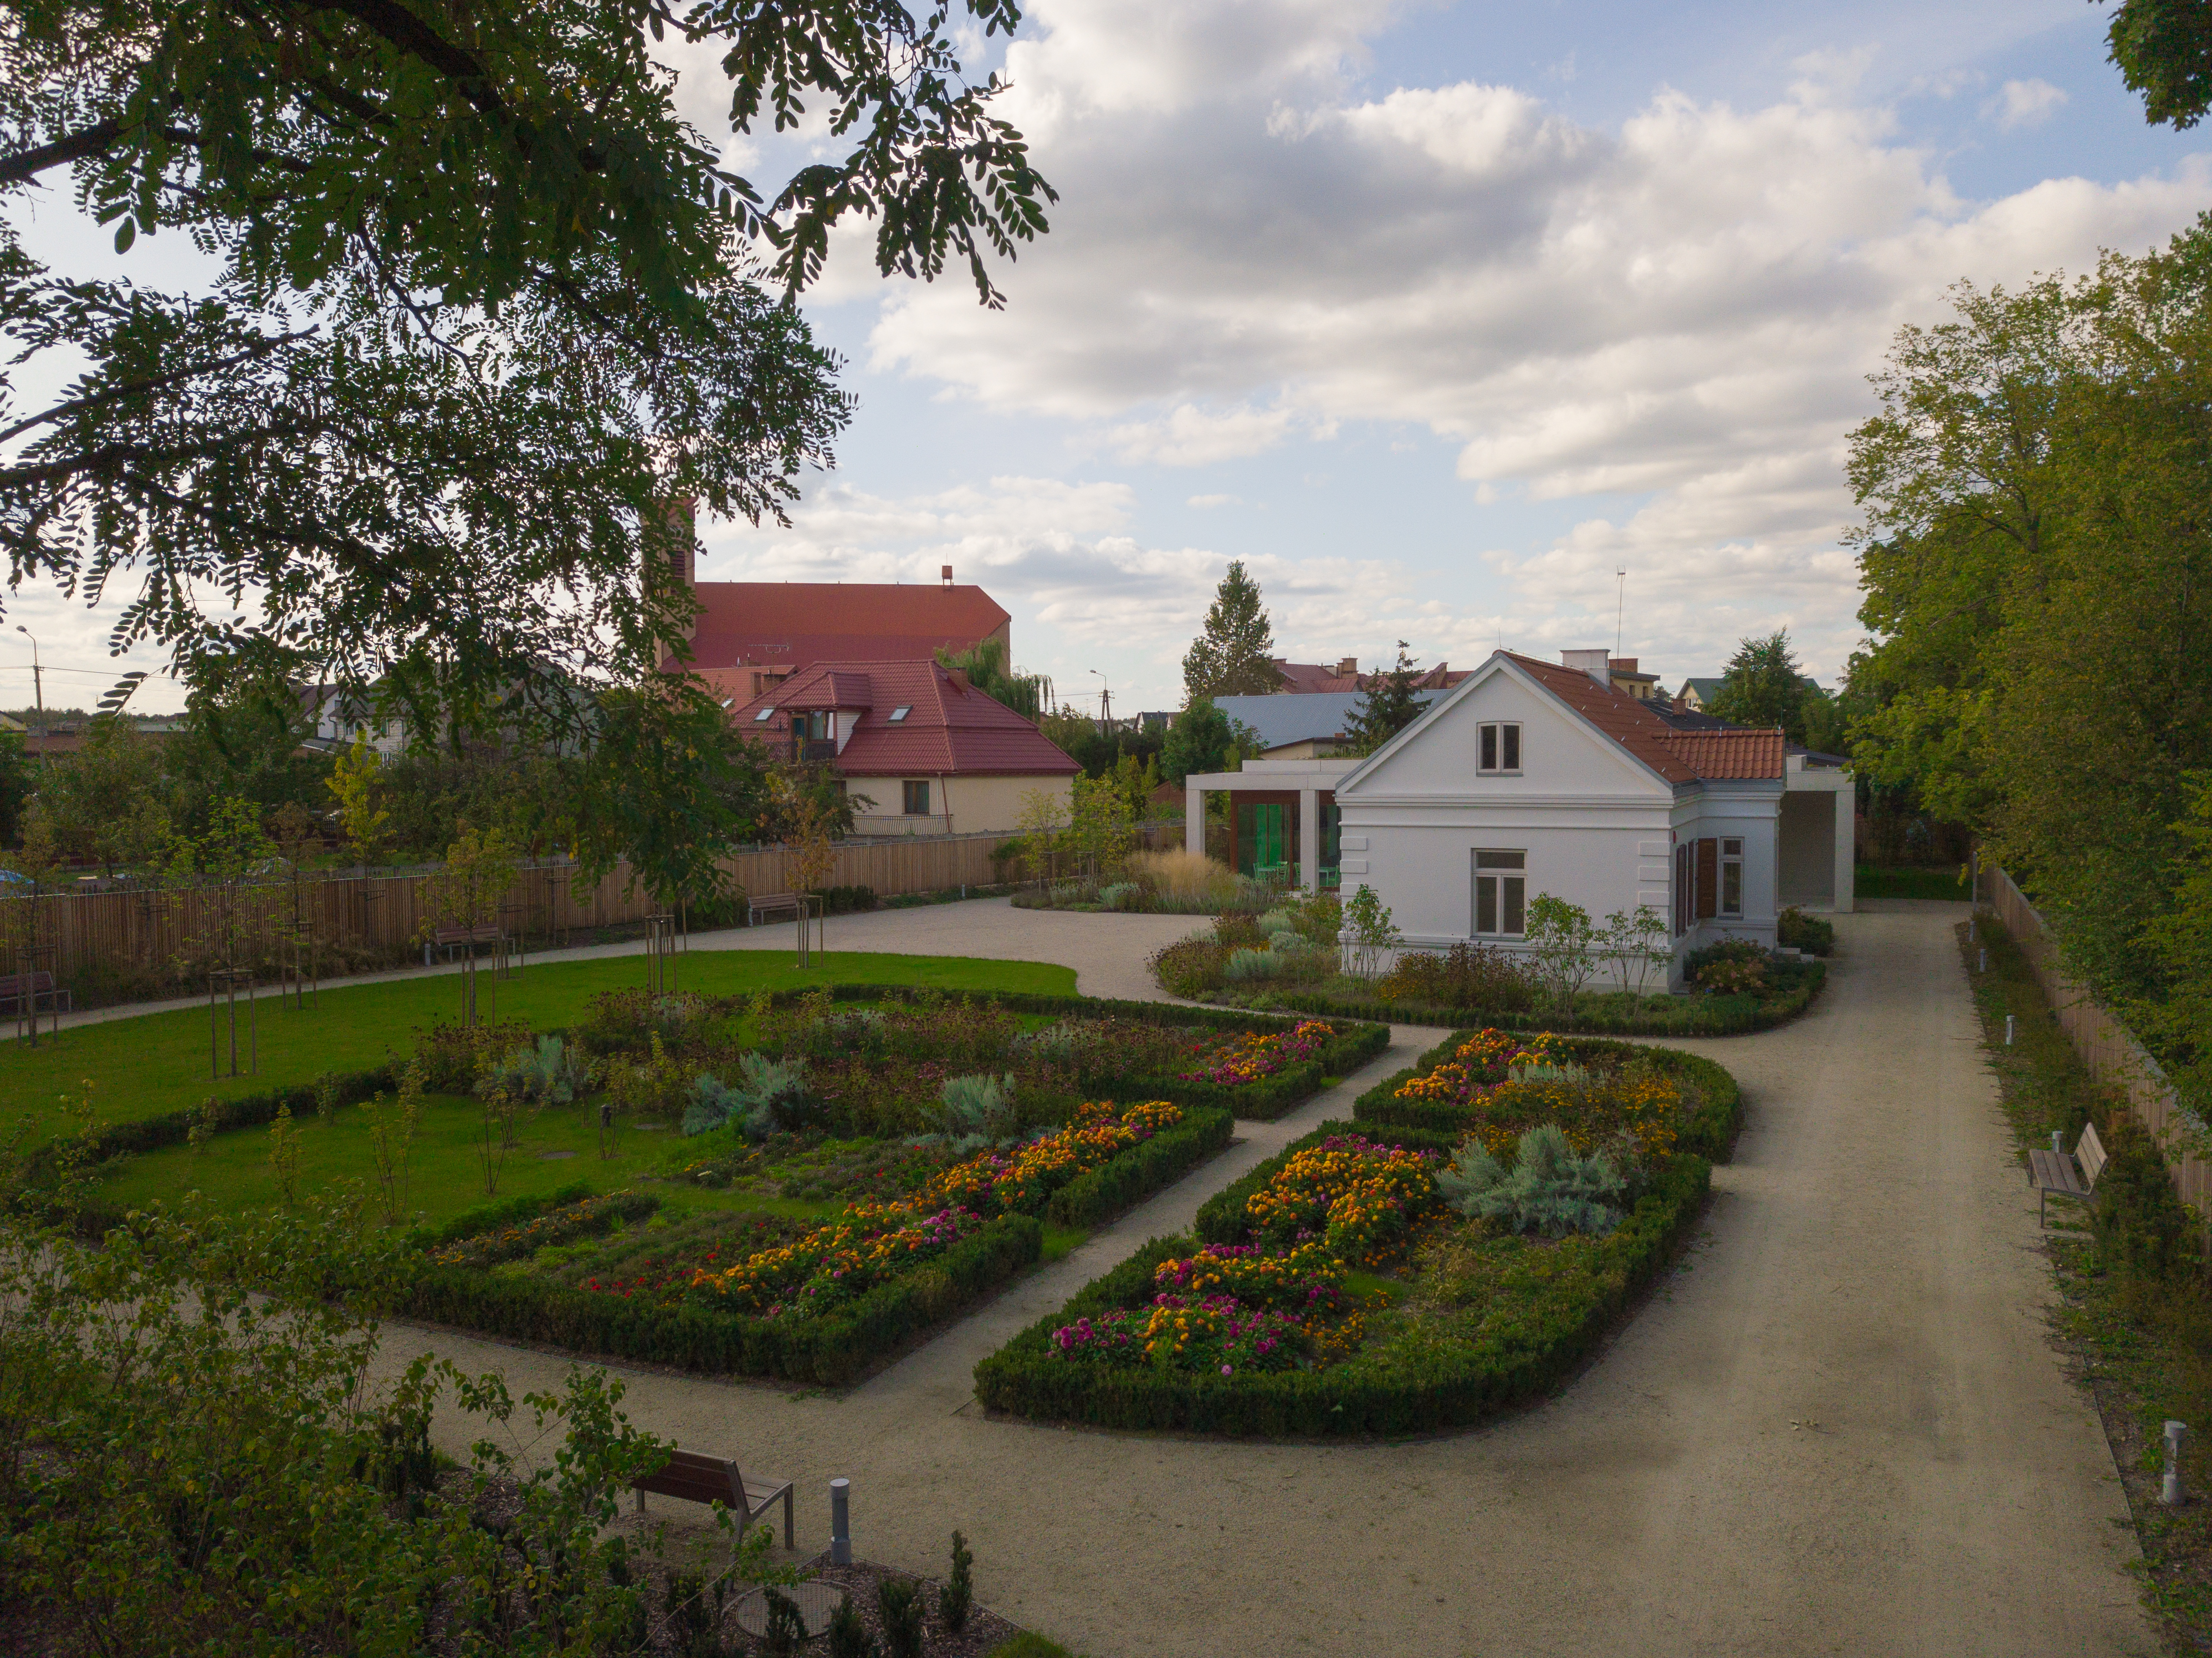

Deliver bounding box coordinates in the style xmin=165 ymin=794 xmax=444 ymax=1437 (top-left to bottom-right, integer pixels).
xmin=1334 ymin=651 xmax=1796 ymax=989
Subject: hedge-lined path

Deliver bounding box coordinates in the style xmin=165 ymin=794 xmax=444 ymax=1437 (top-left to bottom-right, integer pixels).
xmin=366 ymin=905 xmax=2149 ymax=1656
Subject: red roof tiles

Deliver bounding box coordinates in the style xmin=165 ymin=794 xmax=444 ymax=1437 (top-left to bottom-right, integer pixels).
xmin=720 ymin=659 xmax=1078 ymax=779
xmin=679 ymin=582 xmax=1010 ymax=671
xmin=1503 ymin=653 xmax=1783 ymax=784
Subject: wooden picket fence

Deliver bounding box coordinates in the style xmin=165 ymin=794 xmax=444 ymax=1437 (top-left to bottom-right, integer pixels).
xmin=0 ymin=831 xmax=1021 ymax=992
xmin=1986 ymin=865 xmax=2211 ymax=1209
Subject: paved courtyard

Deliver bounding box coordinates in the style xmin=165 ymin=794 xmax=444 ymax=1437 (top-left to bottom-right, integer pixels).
xmin=370 ymin=904 xmax=2150 ymax=1657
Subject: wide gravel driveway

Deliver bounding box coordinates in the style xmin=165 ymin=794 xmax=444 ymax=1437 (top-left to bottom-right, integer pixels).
xmin=373 ymin=904 xmax=2149 ymax=1657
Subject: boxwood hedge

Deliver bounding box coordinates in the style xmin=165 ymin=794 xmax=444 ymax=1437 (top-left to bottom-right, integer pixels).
xmin=403 ymin=1104 xmax=1236 ymax=1385
xmin=973 ymin=1118 xmax=1716 ymax=1437
xmin=1348 ymin=1033 xmax=1743 ymax=1161
xmin=1248 ymin=958 xmax=1824 ymax=1036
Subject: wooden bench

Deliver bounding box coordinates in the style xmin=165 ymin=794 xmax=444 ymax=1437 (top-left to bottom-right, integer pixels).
xmin=0 ymin=970 xmax=70 ymax=1015
xmin=748 ymin=893 xmax=803 ymax=926
xmin=422 ymin=924 xmax=507 ymax=966
xmin=2029 ymin=1121 xmax=2107 ymax=1228
xmin=631 ymin=1449 xmax=793 ymax=1547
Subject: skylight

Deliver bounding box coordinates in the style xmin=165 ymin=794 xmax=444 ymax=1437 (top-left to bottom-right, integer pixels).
xmin=888 ymin=705 xmax=912 ymax=722
xmin=754 ymin=707 xmax=775 ymax=721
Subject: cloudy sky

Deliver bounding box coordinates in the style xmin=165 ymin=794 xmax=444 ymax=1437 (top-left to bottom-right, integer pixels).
xmin=5 ymin=0 xmax=2207 ymax=716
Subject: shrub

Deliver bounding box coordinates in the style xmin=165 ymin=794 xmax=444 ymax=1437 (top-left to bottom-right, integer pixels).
xmin=1778 ymin=906 xmax=1836 ymax=955
xmin=489 ymin=1033 xmax=592 ymax=1106
xmin=1225 ymin=947 xmax=1281 ymax=983
xmin=1256 ymin=907 xmax=1300 ymax=937
xmin=1437 ymin=1124 xmax=1625 ymax=1236
xmin=1376 ymin=942 xmax=1535 ymax=1011
xmin=1146 ymin=933 xmax=1221 ymax=996
xmin=1099 ymin=882 xmax=1141 ymax=910
xmin=2095 ymin=1114 xmax=2191 ymax=1280
xmin=413 ymin=1017 xmax=530 ymax=1092
xmin=807 ymin=883 xmax=878 ymax=915
xmin=1695 ymin=955 xmax=1768 ymax=996
xmin=877 ymin=1578 xmax=925 ymax=1658
xmin=941 ymin=1532 xmax=974 ymax=1632
xmin=829 ymin=1596 xmax=876 ymax=1658
xmin=925 ymin=1073 xmax=1022 ymax=1144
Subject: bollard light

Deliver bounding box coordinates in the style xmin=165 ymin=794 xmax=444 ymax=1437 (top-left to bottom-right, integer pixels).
xmin=2006 ymin=1015 xmax=2015 ymax=1047
xmin=1979 ymin=948 xmax=1987 ymax=974
xmin=2051 ymin=1130 xmax=2063 ymax=1154
xmin=2165 ymin=1422 xmax=2190 ymax=1507
xmin=830 ymin=1477 xmax=852 ymax=1565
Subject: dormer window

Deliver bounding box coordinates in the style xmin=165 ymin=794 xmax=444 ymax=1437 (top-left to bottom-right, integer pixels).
xmin=753 ymin=706 xmax=775 ymax=722
xmin=888 ymin=705 xmax=912 ymax=723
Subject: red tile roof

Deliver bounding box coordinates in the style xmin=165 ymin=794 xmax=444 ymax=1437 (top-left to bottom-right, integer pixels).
xmin=679 ymin=582 xmax=1010 ymax=671
xmin=1503 ymin=653 xmax=1783 ymax=783
xmin=719 ymin=659 xmax=1079 ymax=778
xmin=1272 ymin=659 xmax=1470 ymax=694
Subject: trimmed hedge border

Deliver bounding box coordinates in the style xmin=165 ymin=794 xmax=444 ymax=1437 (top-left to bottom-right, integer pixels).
xmin=404 ymin=1104 xmax=1237 ymax=1384
xmin=1347 ymin=1033 xmax=1744 ymax=1162
xmin=973 ymin=1115 xmax=1717 ymax=1437
xmin=1233 ymin=958 xmax=1825 ymax=1037
xmin=411 ymin=1212 xmax=1044 ymax=1387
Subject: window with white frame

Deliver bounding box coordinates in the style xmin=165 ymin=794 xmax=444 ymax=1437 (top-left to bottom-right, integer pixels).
xmin=1721 ymin=837 xmax=1743 ymax=917
xmin=1472 ymin=849 xmax=1527 ymax=936
xmin=1478 ymin=722 xmax=1521 ymax=774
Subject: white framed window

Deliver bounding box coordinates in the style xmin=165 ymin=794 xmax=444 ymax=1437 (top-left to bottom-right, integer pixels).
xmin=1478 ymin=722 xmax=1521 ymax=774
xmin=1472 ymin=848 xmax=1526 ymax=937
xmin=1721 ymin=836 xmax=1743 ymax=918
xmin=888 ymin=705 xmax=912 ymax=723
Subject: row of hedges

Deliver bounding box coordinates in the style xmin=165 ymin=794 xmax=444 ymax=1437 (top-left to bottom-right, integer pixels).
xmin=974 ymin=1119 xmax=1716 ymax=1437
xmin=405 ymin=1103 xmax=1239 ymax=1384
xmin=801 ymin=985 xmax=1389 ymax=1121
xmin=411 ymin=1213 xmax=1044 ymax=1387
xmin=1042 ymin=1107 xmax=1233 ymax=1228
xmin=29 ymin=1061 xmax=401 ymax=1182
xmin=1346 ymin=1033 xmax=1744 ymax=1161
xmin=1245 ymin=958 xmax=1825 ymax=1037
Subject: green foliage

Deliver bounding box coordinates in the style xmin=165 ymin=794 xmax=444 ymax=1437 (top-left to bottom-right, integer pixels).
xmin=878 ymin=1576 xmax=927 ymax=1658
xmin=1438 ymin=1125 xmax=1626 ymax=1237
xmin=938 ymin=638 xmax=1054 ymax=721
xmin=1341 ymin=642 xmax=1430 ymax=755
xmin=0 ymin=728 xmax=31 ymax=845
xmin=1225 ymin=946 xmax=1282 ymax=982
xmin=926 ymin=1073 xmax=1023 ymax=1144
xmin=684 ymin=1051 xmax=816 ymax=1140
xmin=492 ymin=1034 xmax=592 ymax=1107
xmin=830 ymin=1595 xmax=879 ymax=1658
xmin=1704 ymin=630 xmax=1826 ymax=744
xmin=1181 ymin=560 xmax=1280 ymax=700
xmin=2106 ymin=0 xmax=2212 ymax=129
xmin=1776 ymin=907 xmax=1836 ymax=955
xmin=1160 ymin=697 xmax=1262 ymax=786
xmin=1523 ymin=893 xmax=1597 ymax=1009
xmin=942 ymin=1531 xmax=976 ymax=1632
xmin=1375 ymin=942 xmax=1538 ymax=1011
xmin=1342 ymin=884 xmax=1401 ymax=979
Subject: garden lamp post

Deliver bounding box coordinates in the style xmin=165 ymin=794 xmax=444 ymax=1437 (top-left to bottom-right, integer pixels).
xmin=14 ymin=625 xmax=43 ymax=767
xmin=1089 ymin=668 xmax=1111 ymax=738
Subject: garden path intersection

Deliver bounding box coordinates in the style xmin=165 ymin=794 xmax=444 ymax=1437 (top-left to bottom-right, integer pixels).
xmin=366 ymin=906 xmax=2150 ymax=1657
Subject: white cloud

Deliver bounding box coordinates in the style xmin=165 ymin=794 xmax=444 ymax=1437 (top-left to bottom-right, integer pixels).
xmin=1187 ymin=493 xmax=1243 ymax=508
xmin=826 ymin=0 xmax=2203 ymax=680
xmin=1988 ymin=78 xmax=2069 ymax=131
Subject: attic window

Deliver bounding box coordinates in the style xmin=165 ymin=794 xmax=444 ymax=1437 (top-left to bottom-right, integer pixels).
xmin=888 ymin=705 xmax=913 ymax=722
xmin=1478 ymin=722 xmax=1520 ymax=774
xmin=753 ymin=706 xmax=775 ymax=722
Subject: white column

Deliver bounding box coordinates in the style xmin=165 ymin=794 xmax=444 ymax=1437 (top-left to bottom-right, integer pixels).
xmin=1834 ymin=780 xmax=1856 ymax=913
xmin=1186 ymin=779 xmax=1206 ymax=861
xmin=1299 ymin=787 xmax=1320 ymax=892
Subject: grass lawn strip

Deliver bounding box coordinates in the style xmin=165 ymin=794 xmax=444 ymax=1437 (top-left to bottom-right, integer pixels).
xmin=975 ymin=1033 xmax=1738 ymax=1437
xmin=3 ymin=950 xmax=1079 ymax=1152
xmin=1967 ymin=917 xmax=2212 ymax=1652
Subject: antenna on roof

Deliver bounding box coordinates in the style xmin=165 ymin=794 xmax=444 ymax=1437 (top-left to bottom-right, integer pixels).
xmin=1614 ymin=569 xmax=1627 ymax=658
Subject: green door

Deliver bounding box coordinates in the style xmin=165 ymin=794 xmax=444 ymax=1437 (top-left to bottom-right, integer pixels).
xmin=1238 ymin=802 xmax=1286 ymax=878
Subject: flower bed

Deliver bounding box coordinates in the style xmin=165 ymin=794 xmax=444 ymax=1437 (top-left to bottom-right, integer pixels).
xmin=407 ymin=1100 xmax=1235 ymax=1385
xmin=974 ymin=1108 xmax=1721 ymax=1437
xmin=1179 ymin=1021 xmax=1333 ymax=1086
xmin=1350 ymin=1030 xmax=1742 ymax=1161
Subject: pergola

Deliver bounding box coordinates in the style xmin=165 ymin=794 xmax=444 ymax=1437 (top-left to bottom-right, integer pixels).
xmin=1182 ymin=756 xmax=1359 ymax=892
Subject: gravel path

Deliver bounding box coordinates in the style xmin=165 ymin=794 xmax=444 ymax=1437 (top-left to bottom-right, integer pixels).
xmin=365 ymin=903 xmax=2150 ymax=1656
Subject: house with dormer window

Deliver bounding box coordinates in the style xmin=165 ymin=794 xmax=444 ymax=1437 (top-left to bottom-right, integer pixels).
xmin=1326 ymin=649 xmax=1853 ymax=984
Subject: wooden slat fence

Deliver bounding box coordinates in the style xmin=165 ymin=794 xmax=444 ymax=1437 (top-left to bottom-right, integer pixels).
xmin=1 ymin=830 xmax=1022 ymax=990
xmin=1987 ymin=864 xmax=2211 ymax=1209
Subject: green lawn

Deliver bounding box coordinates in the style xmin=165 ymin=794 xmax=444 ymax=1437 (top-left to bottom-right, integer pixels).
xmin=6 ymin=950 xmax=1075 ymax=1150
xmin=1855 ymin=863 xmax=1972 ymax=900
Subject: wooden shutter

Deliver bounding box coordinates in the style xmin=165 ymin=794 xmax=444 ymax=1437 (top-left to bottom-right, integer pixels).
xmin=1674 ymin=843 xmax=1689 ymax=934
xmin=1696 ymin=838 xmax=1718 ymax=920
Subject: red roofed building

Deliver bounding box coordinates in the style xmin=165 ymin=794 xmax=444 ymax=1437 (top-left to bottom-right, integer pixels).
xmin=1268 ymin=655 xmax=1471 ymax=695
xmin=723 ymin=659 xmax=1077 ymax=836
xmin=667 ymin=551 xmax=1012 ymax=698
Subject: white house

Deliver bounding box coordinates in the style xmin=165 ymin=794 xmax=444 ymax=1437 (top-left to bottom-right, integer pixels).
xmin=1328 ymin=649 xmax=1853 ymax=985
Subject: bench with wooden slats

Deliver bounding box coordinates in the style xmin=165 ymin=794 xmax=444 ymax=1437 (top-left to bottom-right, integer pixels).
xmin=2028 ymin=1120 xmax=2107 ymax=1228
xmin=421 ymin=923 xmax=507 ymax=966
xmin=0 ymin=970 xmax=70 ymax=1015
xmin=632 ymin=1449 xmax=793 ymax=1548
xmin=748 ymin=893 xmax=803 ymax=925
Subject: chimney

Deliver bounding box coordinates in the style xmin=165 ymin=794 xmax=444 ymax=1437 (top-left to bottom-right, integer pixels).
xmin=1560 ymin=648 xmax=1612 ymax=687
xmin=1610 ymin=657 xmax=1637 ymax=674
xmin=946 ymin=667 xmax=970 ymax=693
xmin=941 ymin=564 xmax=955 ymax=589
xmin=1337 ymin=656 xmax=1359 ymax=677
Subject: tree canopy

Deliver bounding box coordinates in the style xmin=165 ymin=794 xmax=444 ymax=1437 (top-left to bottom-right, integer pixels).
xmin=1704 ymin=630 xmax=1834 ymax=746
xmin=0 ymin=0 xmax=1053 ymax=735
xmin=937 ymin=637 xmax=1053 ymax=721
xmin=2107 ymin=0 xmax=2212 ymax=128
xmin=1341 ymin=642 xmax=1427 ymax=755
xmin=1181 ymin=561 xmax=1280 ymax=700
xmin=1160 ymin=696 xmax=1259 ymax=785
xmin=1847 ymin=222 xmax=2212 ymax=1006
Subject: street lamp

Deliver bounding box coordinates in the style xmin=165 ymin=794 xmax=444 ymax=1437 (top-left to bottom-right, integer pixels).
xmin=13 ymin=625 xmax=43 ymax=765
xmin=1088 ymin=669 xmax=1112 ymax=737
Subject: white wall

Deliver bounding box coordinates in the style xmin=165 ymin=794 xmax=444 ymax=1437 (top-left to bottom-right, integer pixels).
xmin=1672 ymin=785 xmax=1785 ymax=953
xmin=843 ymin=772 xmax=1071 ymax=836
